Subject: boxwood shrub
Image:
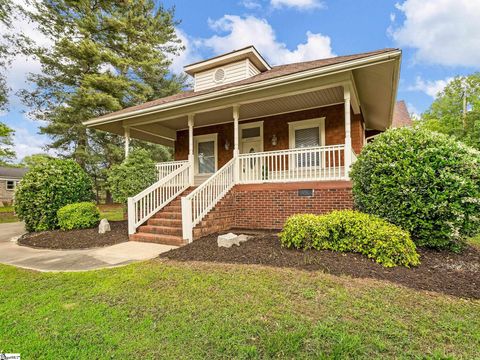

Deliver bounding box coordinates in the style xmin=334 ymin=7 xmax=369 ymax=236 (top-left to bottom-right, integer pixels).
xmin=14 ymin=159 xmax=94 ymax=232
xmin=57 ymin=202 xmax=100 ymax=230
xmin=279 ymin=211 xmax=420 ymax=267
xmin=350 ymin=127 xmax=480 ymax=250
xmin=107 ymin=149 xmax=157 ymax=205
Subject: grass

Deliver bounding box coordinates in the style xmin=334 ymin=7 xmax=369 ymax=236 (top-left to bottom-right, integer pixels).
xmin=0 ymin=260 xmax=479 ymax=359
xmin=98 ymin=204 xmax=124 ymax=221
xmin=469 ymin=233 xmax=480 ymax=248
xmin=0 ymin=206 xmax=17 ymax=223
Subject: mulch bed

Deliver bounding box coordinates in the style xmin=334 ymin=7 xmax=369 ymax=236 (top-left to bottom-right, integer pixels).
xmin=18 ymin=221 xmax=129 ymax=250
xmin=160 ymin=232 xmax=480 ymax=299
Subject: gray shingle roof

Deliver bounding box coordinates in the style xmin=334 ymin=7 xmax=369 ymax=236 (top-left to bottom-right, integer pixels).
xmin=0 ymin=167 xmax=28 ymax=179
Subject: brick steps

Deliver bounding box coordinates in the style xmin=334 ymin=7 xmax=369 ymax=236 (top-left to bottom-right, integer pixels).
xmin=129 ymin=187 xmax=195 ymax=246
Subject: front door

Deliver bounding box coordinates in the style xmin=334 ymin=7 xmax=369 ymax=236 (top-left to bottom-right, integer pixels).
xmin=194 ymin=134 xmax=218 ymax=175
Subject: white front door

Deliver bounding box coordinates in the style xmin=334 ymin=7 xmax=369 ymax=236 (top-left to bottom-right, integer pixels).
xmin=194 ymin=134 xmax=218 ymax=175
xmin=240 ymin=121 xmax=264 ymax=181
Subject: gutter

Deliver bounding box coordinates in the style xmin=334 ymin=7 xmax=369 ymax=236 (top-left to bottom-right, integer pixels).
xmin=84 ymin=50 xmax=402 ymax=127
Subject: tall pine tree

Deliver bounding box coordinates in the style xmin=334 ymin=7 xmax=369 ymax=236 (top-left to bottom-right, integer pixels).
xmin=20 ymin=0 xmax=185 ymax=200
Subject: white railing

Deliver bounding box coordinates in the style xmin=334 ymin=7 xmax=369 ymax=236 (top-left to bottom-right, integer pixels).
xmin=238 ymin=145 xmax=346 ymax=184
xmin=156 ymin=160 xmax=189 ymax=180
xmin=128 ymin=162 xmax=191 ymax=235
xmin=181 ymin=158 xmax=235 ymax=242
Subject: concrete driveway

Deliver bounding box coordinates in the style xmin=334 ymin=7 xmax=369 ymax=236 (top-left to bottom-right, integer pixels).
xmin=0 ymin=222 xmax=176 ymax=272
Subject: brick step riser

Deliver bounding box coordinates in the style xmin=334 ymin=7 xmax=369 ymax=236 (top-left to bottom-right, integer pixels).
xmin=147 ymin=219 xmax=182 ymax=227
xmin=138 ymin=226 xmax=182 ymax=236
xmin=130 ymin=234 xmax=185 ymax=246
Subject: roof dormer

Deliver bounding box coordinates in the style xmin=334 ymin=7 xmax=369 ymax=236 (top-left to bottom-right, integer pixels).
xmin=184 ymin=46 xmax=271 ymax=92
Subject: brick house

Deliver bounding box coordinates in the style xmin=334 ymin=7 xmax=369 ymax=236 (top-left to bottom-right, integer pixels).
xmin=0 ymin=167 xmax=28 ymax=205
xmin=84 ymin=46 xmax=402 ymax=245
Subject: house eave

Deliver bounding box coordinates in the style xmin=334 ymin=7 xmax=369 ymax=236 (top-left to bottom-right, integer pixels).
xmin=84 ymin=49 xmax=401 ymax=128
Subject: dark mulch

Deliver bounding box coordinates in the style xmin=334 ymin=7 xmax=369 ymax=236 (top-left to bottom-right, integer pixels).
xmin=18 ymin=221 xmax=128 ymax=250
xmin=160 ymin=232 xmax=480 ymax=299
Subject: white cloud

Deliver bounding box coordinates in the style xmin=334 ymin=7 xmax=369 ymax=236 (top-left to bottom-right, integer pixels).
xmin=406 ymin=102 xmax=421 ymax=120
xmin=10 ymin=126 xmax=54 ymax=161
xmin=240 ymin=0 xmax=262 ymax=9
xmin=390 ymin=0 xmax=480 ymax=67
xmin=203 ymin=15 xmax=334 ymax=65
xmin=409 ymin=76 xmax=454 ymax=98
xmin=270 ymin=0 xmax=325 ymax=10
xmin=169 ymin=28 xmax=203 ymax=74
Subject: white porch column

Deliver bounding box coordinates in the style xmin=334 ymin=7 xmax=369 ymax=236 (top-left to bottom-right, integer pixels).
xmin=344 ymin=87 xmax=352 ymax=179
xmin=188 ymin=114 xmax=195 ymax=186
xmin=124 ymin=126 xmax=130 ymax=158
xmin=233 ymin=105 xmax=240 ymax=183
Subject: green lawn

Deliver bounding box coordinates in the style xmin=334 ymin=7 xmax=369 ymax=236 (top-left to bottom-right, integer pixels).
xmin=0 ymin=261 xmax=479 ymax=359
xmin=98 ymin=204 xmax=124 ymax=221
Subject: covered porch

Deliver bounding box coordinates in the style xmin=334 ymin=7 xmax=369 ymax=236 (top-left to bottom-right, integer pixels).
xmin=143 ymin=81 xmax=361 ymax=185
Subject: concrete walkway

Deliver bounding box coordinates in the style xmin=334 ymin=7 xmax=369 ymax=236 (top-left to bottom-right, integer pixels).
xmin=0 ymin=222 xmax=176 ymax=272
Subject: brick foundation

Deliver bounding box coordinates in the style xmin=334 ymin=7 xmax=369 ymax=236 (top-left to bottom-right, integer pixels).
xmin=193 ymin=181 xmax=353 ymax=240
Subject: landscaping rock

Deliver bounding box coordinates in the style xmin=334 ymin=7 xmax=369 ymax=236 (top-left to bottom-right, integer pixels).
xmin=217 ymin=233 xmax=239 ymax=248
xmin=98 ymin=219 xmax=111 ymax=234
xmin=217 ymin=233 xmax=251 ymax=248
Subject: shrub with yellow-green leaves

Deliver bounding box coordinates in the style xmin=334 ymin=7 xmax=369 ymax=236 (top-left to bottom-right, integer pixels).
xmin=279 ymin=211 xmax=420 ymax=267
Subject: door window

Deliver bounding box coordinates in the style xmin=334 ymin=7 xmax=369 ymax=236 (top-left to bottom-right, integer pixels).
xmin=198 ymin=141 xmax=215 ymax=174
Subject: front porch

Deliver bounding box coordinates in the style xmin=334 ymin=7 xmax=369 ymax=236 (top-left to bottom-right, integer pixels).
xmin=127 ymin=85 xmax=359 ymax=243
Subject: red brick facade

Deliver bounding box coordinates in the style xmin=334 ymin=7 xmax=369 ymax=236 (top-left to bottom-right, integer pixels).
xmin=175 ymin=104 xmax=365 ymax=166
xmin=193 ymin=181 xmax=353 ymax=240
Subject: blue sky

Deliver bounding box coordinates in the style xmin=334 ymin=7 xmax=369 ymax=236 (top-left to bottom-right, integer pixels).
xmin=1 ymin=0 xmax=479 ymax=161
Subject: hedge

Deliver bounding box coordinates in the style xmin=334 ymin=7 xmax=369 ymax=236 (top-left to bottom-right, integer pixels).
xmin=350 ymin=127 xmax=480 ymax=250
xmin=57 ymin=202 xmax=100 ymax=230
xmin=279 ymin=211 xmax=420 ymax=267
xmin=14 ymin=159 xmax=94 ymax=232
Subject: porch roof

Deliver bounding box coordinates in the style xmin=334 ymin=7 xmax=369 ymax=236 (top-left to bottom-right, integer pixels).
xmin=84 ymin=48 xmax=401 ymax=147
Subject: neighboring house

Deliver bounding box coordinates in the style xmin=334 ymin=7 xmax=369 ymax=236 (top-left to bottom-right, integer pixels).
xmin=0 ymin=167 xmax=28 ymax=205
xmin=84 ymin=46 xmax=401 ymax=245
xmin=366 ymin=100 xmax=412 ymax=141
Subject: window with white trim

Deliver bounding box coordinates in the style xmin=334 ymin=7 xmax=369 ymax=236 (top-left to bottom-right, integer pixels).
xmin=288 ymin=118 xmax=325 ymax=168
xmin=6 ymin=180 xmax=19 ymax=191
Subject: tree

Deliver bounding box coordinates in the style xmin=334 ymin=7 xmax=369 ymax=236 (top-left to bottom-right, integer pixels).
xmin=19 ymin=0 xmax=184 ymax=199
xmin=21 ymin=153 xmax=53 ymax=168
xmin=0 ymin=121 xmax=15 ymax=165
xmin=107 ymin=149 xmax=157 ymax=206
xmin=419 ymin=73 xmax=480 ymax=150
xmin=0 ymin=0 xmax=13 ymax=110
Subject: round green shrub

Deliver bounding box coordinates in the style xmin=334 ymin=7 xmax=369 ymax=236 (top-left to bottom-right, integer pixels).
xmin=350 ymin=127 xmax=480 ymax=250
xmin=14 ymin=159 xmax=94 ymax=232
xmin=57 ymin=202 xmax=100 ymax=230
xmin=107 ymin=148 xmax=157 ymax=205
xmin=279 ymin=211 xmax=420 ymax=268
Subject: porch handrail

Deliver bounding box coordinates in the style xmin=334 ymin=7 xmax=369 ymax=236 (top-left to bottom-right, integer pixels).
xmin=181 ymin=158 xmax=235 ymax=242
xmin=238 ymin=144 xmax=345 ymax=184
xmin=156 ymin=160 xmax=189 ymax=180
xmin=128 ymin=162 xmax=191 ymax=235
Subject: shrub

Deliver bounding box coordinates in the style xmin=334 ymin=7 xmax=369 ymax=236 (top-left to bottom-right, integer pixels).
xmin=57 ymin=202 xmax=100 ymax=230
xmin=279 ymin=211 xmax=420 ymax=267
xmin=107 ymin=149 xmax=157 ymax=205
xmin=14 ymin=159 xmax=94 ymax=232
xmin=350 ymin=127 xmax=480 ymax=250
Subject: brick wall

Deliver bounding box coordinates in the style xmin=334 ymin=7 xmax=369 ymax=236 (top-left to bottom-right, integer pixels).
xmin=0 ymin=180 xmax=14 ymax=203
xmin=193 ymin=181 xmax=353 ymax=240
xmin=175 ymin=104 xmax=365 ymax=163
